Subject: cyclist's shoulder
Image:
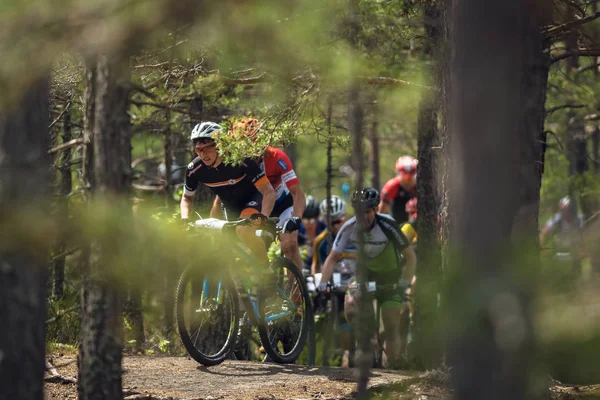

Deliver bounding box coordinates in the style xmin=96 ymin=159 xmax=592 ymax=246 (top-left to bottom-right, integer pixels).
xmin=382 ymin=177 xmax=400 ymax=190
xmin=314 ymin=229 xmax=329 ymax=245
xmin=186 ymin=156 xmax=204 ymax=176
xmin=338 ymin=216 xmax=358 ymax=234
xmin=264 ymin=146 xmax=293 ymax=169
xmin=376 ymin=213 xmax=399 ymax=227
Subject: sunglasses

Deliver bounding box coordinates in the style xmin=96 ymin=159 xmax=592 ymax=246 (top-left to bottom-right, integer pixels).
xmin=332 ymin=218 xmax=345 ymax=225
xmin=194 ymin=142 xmax=216 ymax=154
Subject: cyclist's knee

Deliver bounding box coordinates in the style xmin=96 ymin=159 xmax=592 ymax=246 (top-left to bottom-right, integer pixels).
xmin=344 ymin=294 xmax=358 ymax=322
xmin=236 ymin=225 xmax=254 ymax=239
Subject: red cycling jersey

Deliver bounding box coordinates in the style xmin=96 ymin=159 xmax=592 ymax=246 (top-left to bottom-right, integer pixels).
xmin=262 ymin=146 xmax=299 ymax=204
xmin=380 ymin=177 xmax=416 ymax=224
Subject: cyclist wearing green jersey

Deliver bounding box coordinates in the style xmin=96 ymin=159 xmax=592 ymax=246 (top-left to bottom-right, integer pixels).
xmin=317 ymin=188 xmax=417 ymax=365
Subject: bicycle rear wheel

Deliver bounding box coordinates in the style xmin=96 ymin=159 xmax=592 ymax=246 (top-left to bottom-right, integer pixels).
xmin=175 ymin=267 xmax=239 ymax=366
xmin=257 ymin=257 xmax=313 ymax=364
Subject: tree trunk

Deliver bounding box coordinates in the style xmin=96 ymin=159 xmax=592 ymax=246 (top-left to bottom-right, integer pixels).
xmin=163 ymin=109 xmax=173 ymax=207
xmin=512 ymin=17 xmax=550 ymax=243
xmin=78 ymin=54 xmax=131 ymax=400
xmin=446 ymin=1 xmax=544 ymax=398
xmin=52 ymin=103 xmax=73 ymax=299
xmin=593 ymin=126 xmax=599 ymax=174
xmin=412 ymin=0 xmax=443 ymax=370
xmin=125 ymin=288 xmax=145 ymax=352
xmin=369 ymin=108 xmax=380 ymax=190
xmin=0 ymin=78 xmax=50 ymax=400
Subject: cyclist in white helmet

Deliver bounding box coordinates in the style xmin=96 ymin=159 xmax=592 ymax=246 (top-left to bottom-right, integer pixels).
xmin=181 ymin=121 xmax=277 ymax=267
xmin=310 ymin=195 xmax=356 ymax=275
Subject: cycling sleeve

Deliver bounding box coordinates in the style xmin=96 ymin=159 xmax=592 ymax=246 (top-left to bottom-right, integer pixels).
xmin=332 ymin=218 xmax=356 ymax=253
xmin=312 ymin=230 xmax=328 ymax=266
xmin=183 ymin=159 xmax=202 ymax=195
xmin=274 ymin=150 xmax=299 ymax=188
xmin=243 ymin=158 xmax=268 ymax=186
xmin=380 ymin=178 xmax=400 ymax=204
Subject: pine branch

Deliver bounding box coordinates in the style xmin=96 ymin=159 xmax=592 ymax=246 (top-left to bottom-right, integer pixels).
xmin=545 ymin=104 xmax=585 ymax=115
xmin=48 ymin=138 xmax=85 ymax=155
xmin=543 ymin=11 xmax=600 ymax=38
xmin=550 ymin=49 xmax=600 ymax=63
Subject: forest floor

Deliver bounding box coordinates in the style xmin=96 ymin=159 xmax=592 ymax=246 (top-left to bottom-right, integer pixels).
xmin=44 ymin=355 xmax=450 ymax=400
xmin=43 ymin=353 xmax=600 ymax=400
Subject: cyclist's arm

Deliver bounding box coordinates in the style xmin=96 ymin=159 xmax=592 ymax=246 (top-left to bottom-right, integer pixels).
xmin=378 ymin=178 xmax=399 ymax=214
xmin=210 ymin=196 xmax=222 ymax=218
xmin=276 ymin=149 xmax=305 ymax=218
xmin=311 ymin=230 xmax=328 ymax=274
xmin=255 ymin=177 xmax=275 ymax=217
xmin=321 ymin=219 xmax=353 ymax=283
xmin=180 ymin=194 xmax=194 ymax=219
xmin=539 ymin=215 xmax=557 ymax=248
xmin=401 ymin=245 xmax=417 ymax=283
xmin=289 ymin=183 xmax=306 ymax=218
xmin=181 ymin=162 xmax=200 ymax=220
xmin=320 ymin=250 xmax=344 ymax=285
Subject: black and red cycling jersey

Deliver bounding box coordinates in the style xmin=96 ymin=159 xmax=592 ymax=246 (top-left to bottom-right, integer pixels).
xmin=380 ymin=177 xmax=416 ymax=224
xmin=184 ymin=157 xmax=269 ymax=217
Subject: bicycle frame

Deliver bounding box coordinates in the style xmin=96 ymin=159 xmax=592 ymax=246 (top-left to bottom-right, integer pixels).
xmin=199 ymin=239 xmax=298 ymax=330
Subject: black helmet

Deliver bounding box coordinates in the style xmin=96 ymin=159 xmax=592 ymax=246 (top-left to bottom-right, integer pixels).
xmin=303 ymin=195 xmax=320 ymax=219
xmin=351 ymin=187 xmax=380 ymax=209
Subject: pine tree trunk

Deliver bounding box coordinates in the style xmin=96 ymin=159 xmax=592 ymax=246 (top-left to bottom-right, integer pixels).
xmin=369 ymin=106 xmax=380 ymax=190
xmin=0 ymin=78 xmax=50 ymax=400
xmin=52 ymin=103 xmax=73 ymax=299
xmin=413 ymin=0 xmax=443 ymax=370
xmin=512 ymin=16 xmax=549 ymax=243
xmin=78 ymin=54 xmax=131 ymax=400
xmin=125 ymin=287 xmax=145 ymax=353
xmin=446 ymin=1 xmax=544 ymax=398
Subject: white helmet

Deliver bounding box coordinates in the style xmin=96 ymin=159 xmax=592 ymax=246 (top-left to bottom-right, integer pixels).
xmin=190 ymin=121 xmax=222 ymax=141
xmin=320 ymin=195 xmax=346 ymax=220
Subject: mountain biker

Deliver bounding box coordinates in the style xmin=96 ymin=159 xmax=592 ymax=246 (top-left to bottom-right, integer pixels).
xmin=210 ymin=117 xmax=305 ymax=268
xmin=540 ymin=196 xmax=585 ymax=262
xmin=379 ymin=155 xmax=418 ymax=225
xmin=180 ymin=121 xmax=276 ymax=267
xmin=311 ymin=195 xmax=356 ymax=275
xmin=318 ymin=187 xmax=417 ymax=366
xmin=298 ymin=196 xmax=326 ymax=273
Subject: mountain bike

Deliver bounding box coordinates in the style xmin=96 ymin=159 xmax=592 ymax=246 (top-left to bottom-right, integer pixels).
xmin=175 ymin=217 xmax=314 ymax=366
xmin=307 ymin=261 xmax=355 ymax=367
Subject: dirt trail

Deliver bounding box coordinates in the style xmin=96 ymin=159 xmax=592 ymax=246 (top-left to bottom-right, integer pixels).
xmin=45 ymin=356 xmax=416 ymax=400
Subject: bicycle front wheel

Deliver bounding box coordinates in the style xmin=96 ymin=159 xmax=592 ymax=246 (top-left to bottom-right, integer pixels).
xmin=175 ymin=267 xmax=239 ymax=366
xmin=257 ymin=257 xmax=313 ymax=364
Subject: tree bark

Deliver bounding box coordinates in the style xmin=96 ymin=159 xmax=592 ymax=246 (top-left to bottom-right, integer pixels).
xmin=125 ymin=287 xmax=145 ymax=352
xmin=52 ymin=103 xmax=73 ymax=299
xmin=512 ymin=14 xmax=550 ymax=243
xmin=0 ymin=78 xmax=50 ymax=400
xmin=368 ymin=106 xmax=380 ymax=190
xmin=446 ymin=1 xmax=545 ymax=398
xmin=78 ymin=54 xmax=131 ymax=400
xmin=163 ymin=109 xmax=173 ymax=207
xmin=413 ymin=0 xmax=443 ymax=370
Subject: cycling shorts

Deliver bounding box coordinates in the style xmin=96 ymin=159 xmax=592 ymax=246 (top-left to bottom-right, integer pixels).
xmin=222 ymin=192 xmax=262 ymax=220
xmin=346 ymin=278 xmax=405 ymax=309
xmin=274 ymin=205 xmax=294 ymax=229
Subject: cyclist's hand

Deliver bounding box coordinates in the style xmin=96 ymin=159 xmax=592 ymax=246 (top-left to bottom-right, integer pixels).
xmin=317 ymin=282 xmax=331 ymax=293
xmin=249 ymin=213 xmax=268 ymax=226
xmin=282 ymin=217 xmax=301 ymax=233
